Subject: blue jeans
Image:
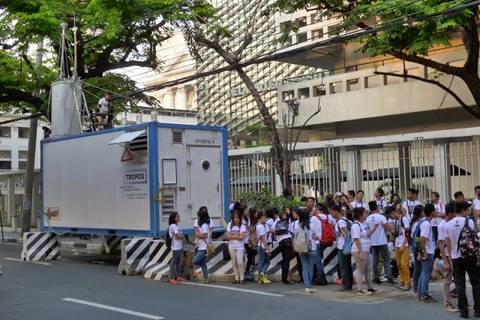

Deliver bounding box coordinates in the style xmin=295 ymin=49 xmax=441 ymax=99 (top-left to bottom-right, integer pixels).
xmin=257 ymin=246 xmax=270 ymax=274
xmin=193 ymin=249 xmax=208 ymax=280
xmin=413 ymin=257 xmax=422 ymax=293
xmin=300 ymin=250 xmax=317 ymax=288
xmin=418 ymin=254 xmax=434 ymax=299
xmin=315 ymin=246 xmax=326 ymax=283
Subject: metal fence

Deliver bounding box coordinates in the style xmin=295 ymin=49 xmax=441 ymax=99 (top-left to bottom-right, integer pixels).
xmin=229 ymin=135 xmax=480 ymax=204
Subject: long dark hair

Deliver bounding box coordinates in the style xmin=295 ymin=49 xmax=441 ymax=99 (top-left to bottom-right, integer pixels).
xmin=168 ymin=212 xmax=178 ymax=225
xmin=198 ymin=207 xmax=210 ymax=226
xmin=265 ymin=208 xmax=275 ymax=220
xmin=248 ymin=207 xmax=257 ymax=225
xmin=298 ymin=207 xmax=310 ymax=230
xmin=353 ymin=207 xmax=365 ymax=221
xmin=411 ymin=205 xmax=424 ymax=224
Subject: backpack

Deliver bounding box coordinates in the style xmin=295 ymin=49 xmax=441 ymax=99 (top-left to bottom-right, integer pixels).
xmin=411 ymin=219 xmax=427 ymax=257
xmin=275 ymin=220 xmax=289 ymax=236
xmin=293 ymin=227 xmax=309 ymax=253
xmin=458 ymin=217 xmax=480 ymax=265
xmin=165 ymin=227 xmax=172 ymax=249
xmin=248 ymin=223 xmax=258 ymax=247
xmin=316 ymin=214 xmax=335 ymax=247
xmin=340 ymin=219 xmax=353 ymax=255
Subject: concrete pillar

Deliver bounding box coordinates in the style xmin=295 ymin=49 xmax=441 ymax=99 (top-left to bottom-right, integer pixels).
xmin=174 ymin=87 xmax=188 ymax=110
xmin=151 ymin=110 xmax=158 ymax=122
xmin=8 ymin=177 xmax=15 ymax=230
xmin=135 ymin=114 xmax=142 ymax=124
xmin=325 ymin=146 xmax=341 ymax=193
xmin=163 ymin=89 xmax=175 ymax=109
xmin=433 ymin=142 xmax=451 ymax=202
xmin=398 ymin=143 xmax=412 ymax=197
xmin=32 ymin=174 xmax=40 ymax=227
xmin=343 ymin=147 xmax=362 ymax=191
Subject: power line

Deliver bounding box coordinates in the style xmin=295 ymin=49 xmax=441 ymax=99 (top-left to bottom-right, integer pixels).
xmin=124 ymin=0 xmax=478 ymax=96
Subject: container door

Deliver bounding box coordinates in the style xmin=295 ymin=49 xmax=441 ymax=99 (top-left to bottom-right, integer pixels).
xmin=188 ymin=146 xmax=222 ymax=218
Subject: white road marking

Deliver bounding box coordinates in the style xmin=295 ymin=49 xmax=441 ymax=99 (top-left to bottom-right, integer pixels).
xmin=4 ymin=257 xmax=51 ymax=266
xmin=182 ymin=281 xmax=284 ymax=297
xmin=62 ymin=298 xmax=164 ymax=320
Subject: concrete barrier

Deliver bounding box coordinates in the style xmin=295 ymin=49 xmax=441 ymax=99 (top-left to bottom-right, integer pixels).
xmin=117 ymin=237 xmax=152 ymax=275
xmin=21 ymin=232 xmax=61 ymax=262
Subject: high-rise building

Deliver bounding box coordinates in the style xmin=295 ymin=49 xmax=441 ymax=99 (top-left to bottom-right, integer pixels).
xmin=195 ymin=0 xmax=317 ymax=147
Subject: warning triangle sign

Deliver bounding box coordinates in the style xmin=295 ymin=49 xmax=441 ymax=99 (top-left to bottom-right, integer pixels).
xmin=121 ymin=147 xmax=134 ymax=162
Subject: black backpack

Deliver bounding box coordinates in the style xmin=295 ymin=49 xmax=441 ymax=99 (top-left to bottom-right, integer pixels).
xmin=275 ymin=220 xmax=289 ymax=236
xmin=458 ymin=217 xmax=480 ymax=265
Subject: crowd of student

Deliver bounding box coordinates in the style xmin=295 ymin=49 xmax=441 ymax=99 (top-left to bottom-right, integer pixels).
xmin=167 ymin=187 xmax=480 ymax=319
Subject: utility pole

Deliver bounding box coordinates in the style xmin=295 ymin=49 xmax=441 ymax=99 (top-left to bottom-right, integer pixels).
xmin=21 ymin=40 xmax=43 ymax=233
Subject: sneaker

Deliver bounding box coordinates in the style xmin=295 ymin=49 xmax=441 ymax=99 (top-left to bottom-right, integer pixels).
xmin=168 ymin=279 xmax=179 ymax=285
xmin=357 ymin=289 xmax=368 ymax=295
xmin=201 ymin=279 xmax=209 ymax=284
xmin=336 ymin=279 xmax=343 ymax=286
xmin=387 ymin=278 xmax=395 ymax=285
xmin=305 ymin=288 xmax=313 ymax=294
xmin=373 ymin=278 xmax=382 ymax=285
xmin=368 ymin=288 xmax=382 ymax=294
xmin=176 ymin=277 xmax=186 ymax=282
xmin=444 ymin=303 xmax=459 ymax=313
xmin=421 ymin=296 xmax=437 ymax=303
xmin=399 ymin=285 xmax=411 ymax=291
xmin=232 ymin=280 xmax=240 ymax=284
xmin=309 ymin=288 xmax=317 ymax=293
xmin=241 ymin=280 xmax=247 ymax=285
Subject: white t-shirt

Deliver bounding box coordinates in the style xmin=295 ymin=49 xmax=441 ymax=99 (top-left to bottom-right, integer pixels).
xmin=289 ymin=220 xmax=298 ymax=235
xmin=446 ymin=216 xmax=476 ymax=259
xmin=402 ymin=200 xmax=421 ymax=218
xmin=365 ymin=213 xmax=388 ymax=246
xmin=294 ymin=223 xmax=317 ymax=251
xmin=310 ymin=215 xmax=323 ymax=246
xmin=473 ymin=199 xmax=480 ymax=211
xmin=394 ymin=216 xmax=411 ymax=248
xmin=420 ymin=219 xmax=435 ymax=255
xmin=319 ymin=213 xmax=336 ymax=226
xmin=351 ymin=222 xmax=370 ymax=253
xmin=168 ymin=224 xmax=183 ymax=251
xmin=227 ymin=223 xmax=247 ymax=250
xmin=351 ymin=201 xmax=367 ymax=209
xmin=196 ymin=223 xmax=210 ymax=251
xmin=256 ymin=223 xmax=268 ymax=249
xmin=335 ymin=218 xmax=349 ymax=250
xmin=265 ymin=218 xmax=275 ymax=243
xmin=432 ymin=202 xmax=446 ymax=227
xmin=274 ymin=220 xmax=292 ymax=242
xmin=97 ymin=97 xmax=111 ymax=113
xmin=376 ymin=198 xmax=389 ymax=212
xmin=438 ymin=219 xmax=448 ymax=257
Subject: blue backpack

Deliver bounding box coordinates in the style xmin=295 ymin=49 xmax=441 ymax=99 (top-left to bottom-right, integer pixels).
xmin=341 ymin=219 xmax=354 ymax=255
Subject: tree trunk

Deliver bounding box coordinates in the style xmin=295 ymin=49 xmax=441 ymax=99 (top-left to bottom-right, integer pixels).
xmin=234 ymin=67 xmax=292 ymax=197
xmin=21 ymin=116 xmax=38 ymax=233
xmin=460 ymin=73 xmax=480 ymax=113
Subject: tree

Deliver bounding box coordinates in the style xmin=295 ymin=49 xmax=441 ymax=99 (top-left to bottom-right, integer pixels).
xmin=271 ymin=0 xmax=480 ymax=119
xmin=0 ymin=0 xmax=212 ymax=231
xmin=182 ymin=0 xmax=323 ymax=197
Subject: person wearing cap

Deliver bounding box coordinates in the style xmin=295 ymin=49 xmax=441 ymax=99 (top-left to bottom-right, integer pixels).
xmin=438 ymin=201 xmax=459 ymax=313
xmin=446 ymin=201 xmax=479 ymax=318
xmin=330 ymin=204 xmax=353 ymax=291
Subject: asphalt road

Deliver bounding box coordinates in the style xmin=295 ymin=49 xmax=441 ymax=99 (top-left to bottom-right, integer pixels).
xmin=0 ymin=242 xmax=462 ymax=320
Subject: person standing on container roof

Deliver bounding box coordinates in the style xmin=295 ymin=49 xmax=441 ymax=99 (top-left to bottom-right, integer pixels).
xmin=96 ymin=92 xmax=112 ymax=130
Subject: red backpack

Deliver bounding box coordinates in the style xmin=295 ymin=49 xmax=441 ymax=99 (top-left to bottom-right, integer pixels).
xmin=316 ymin=214 xmax=335 ymax=247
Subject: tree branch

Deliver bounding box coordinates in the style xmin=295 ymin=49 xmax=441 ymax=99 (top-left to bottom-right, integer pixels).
xmin=0 ymin=88 xmax=44 ymax=109
xmin=374 ymin=71 xmax=480 ymax=119
xmin=389 ymin=51 xmax=464 ymax=76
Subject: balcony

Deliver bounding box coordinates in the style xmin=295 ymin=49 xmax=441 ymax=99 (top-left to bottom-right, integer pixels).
xmin=277 ymin=54 xmax=474 ymax=131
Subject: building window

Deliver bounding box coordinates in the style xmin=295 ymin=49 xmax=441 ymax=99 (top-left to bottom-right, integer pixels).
xmin=0 ymin=161 xmax=11 ymax=170
xmin=329 ymin=81 xmax=344 ymax=94
xmin=282 ymin=90 xmax=295 ymax=101
xmin=0 ymin=127 xmax=11 ymax=138
xmin=296 ymin=32 xmax=307 ymax=43
xmin=280 ymin=21 xmax=290 ymax=32
xmin=18 ymin=127 xmax=29 ymax=139
xmin=311 ymin=12 xmax=322 ymax=24
xmin=298 ymin=88 xmax=310 ymax=99
xmin=365 ymin=75 xmax=381 ymax=88
xmin=345 ymin=65 xmax=358 ymax=73
xmin=18 ymin=161 xmax=27 ymax=170
xmin=327 ymin=24 xmax=340 ymax=37
xmin=18 ymin=150 xmax=28 ymax=160
xmin=313 ymin=85 xmax=327 ymax=96
xmin=296 ymin=16 xmax=307 ymax=28
xmin=346 ymin=78 xmax=361 ymax=91
xmin=0 ymin=150 xmax=11 ymax=159
xmin=312 ymin=29 xmax=324 ymax=40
